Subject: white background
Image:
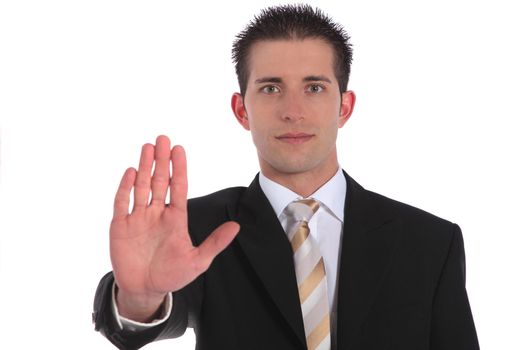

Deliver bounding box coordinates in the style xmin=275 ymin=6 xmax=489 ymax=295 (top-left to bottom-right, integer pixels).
xmin=1 ymin=0 xmax=524 ymax=349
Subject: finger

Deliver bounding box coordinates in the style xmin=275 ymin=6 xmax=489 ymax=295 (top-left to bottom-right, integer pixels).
xmin=151 ymin=135 xmax=171 ymax=205
xmin=133 ymin=143 xmax=154 ymax=210
xmin=169 ymin=145 xmax=188 ymax=211
xmin=194 ymin=221 xmax=240 ymax=273
xmin=113 ymin=167 xmax=136 ymax=221
xmin=169 ymin=145 xmax=189 ymax=233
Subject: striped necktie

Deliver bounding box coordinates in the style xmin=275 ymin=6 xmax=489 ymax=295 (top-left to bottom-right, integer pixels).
xmin=285 ymin=199 xmax=331 ymax=350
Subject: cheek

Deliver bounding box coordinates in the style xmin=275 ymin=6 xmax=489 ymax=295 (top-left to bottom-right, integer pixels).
xmin=310 ymin=98 xmax=340 ymax=117
xmin=248 ymin=122 xmax=270 ymax=146
xmin=320 ymin=114 xmax=342 ymax=143
xmin=317 ymin=105 xmax=342 ymax=128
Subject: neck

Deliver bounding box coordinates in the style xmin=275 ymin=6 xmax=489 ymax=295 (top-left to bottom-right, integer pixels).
xmin=260 ymin=160 xmax=339 ymax=197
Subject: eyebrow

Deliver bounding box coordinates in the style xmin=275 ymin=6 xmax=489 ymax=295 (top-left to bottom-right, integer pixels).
xmin=254 ymin=75 xmax=332 ymax=84
xmin=304 ymin=75 xmax=332 ymax=84
xmin=254 ymin=77 xmax=282 ymax=84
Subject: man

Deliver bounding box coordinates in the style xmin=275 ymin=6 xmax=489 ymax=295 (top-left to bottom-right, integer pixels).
xmin=93 ymin=4 xmax=479 ymax=350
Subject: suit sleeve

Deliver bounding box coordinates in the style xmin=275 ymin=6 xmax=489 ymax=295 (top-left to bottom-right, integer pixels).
xmin=430 ymin=224 xmax=480 ymax=350
xmin=92 ymin=271 xmax=198 ymax=350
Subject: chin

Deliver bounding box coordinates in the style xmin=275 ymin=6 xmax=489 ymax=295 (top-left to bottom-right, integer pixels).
xmin=266 ymin=158 xmax=321 ymax=175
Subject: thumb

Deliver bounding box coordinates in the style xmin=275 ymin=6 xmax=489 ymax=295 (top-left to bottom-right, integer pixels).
xmin=195 ymin=221 xmax=240 ymax=272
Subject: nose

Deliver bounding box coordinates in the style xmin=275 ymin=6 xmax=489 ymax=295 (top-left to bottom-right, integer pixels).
xmin=280 ymin=92 xmax=305 ymax=122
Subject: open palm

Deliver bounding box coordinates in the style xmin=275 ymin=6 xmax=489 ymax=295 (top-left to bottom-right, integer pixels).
xmin=110 ymin=136 xmax=239 ymax=319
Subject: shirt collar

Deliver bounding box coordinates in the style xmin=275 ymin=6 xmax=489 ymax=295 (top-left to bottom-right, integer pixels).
xmin=258 ymin=168 xmax=346 ymax=222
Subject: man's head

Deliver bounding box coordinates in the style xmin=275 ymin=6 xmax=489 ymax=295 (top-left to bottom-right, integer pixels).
xmin=230 ymin=5 xmax=356 ymax=195
xmin=232 ymin=4 xmax=352 ymax=97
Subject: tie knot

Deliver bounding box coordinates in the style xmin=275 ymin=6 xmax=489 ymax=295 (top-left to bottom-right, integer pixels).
xmin=285 ymin=198 xmax=320 ymax=223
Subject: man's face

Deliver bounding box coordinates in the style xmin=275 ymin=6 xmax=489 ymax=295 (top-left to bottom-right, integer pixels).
xmin=232 ymin=39 xmax=355 ymax=179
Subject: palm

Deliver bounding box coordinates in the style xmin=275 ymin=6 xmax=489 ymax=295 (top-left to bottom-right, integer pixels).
xmin=111 ymin=206 xmax=196 ymax=295
xmin=110 ymin=136 xmax=239 ymax=304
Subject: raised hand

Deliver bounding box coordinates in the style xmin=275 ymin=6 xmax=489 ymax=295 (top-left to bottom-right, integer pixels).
xmin=110 ymin=135 xmax=240 ymax=321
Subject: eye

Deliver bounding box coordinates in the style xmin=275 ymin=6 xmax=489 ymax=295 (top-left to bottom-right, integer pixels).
xmin=261 ymin=85 xmax=281 ymax=94
xmin=306 ymin=84 xmax=325 ymax=93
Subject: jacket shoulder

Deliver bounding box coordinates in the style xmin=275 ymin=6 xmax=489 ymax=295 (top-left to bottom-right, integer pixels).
xmin=359 ymin=186 xmax=463 ymax=266
xmin=345 ymin=172 xmax=455 ymax=232
xmin=351 ymin=178 xmax=461 ymax=249
xmin=364 ymin=188 xmax=454 ymax=229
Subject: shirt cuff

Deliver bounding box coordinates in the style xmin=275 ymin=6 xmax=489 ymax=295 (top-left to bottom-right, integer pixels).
xmin=111 ymin=282 xmax=172 ymax=331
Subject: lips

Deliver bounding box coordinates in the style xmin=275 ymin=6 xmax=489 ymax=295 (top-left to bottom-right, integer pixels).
xmin=275 ymin=132 xmax=314 ymax=144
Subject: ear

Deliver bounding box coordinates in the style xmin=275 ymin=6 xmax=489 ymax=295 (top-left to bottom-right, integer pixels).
xmin=338 ymin=91 xmax=356 ymax=128
xmin=231 ymin=93 xmax=250 ymax=130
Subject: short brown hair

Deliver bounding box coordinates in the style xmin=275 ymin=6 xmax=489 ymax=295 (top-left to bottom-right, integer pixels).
xmin=232 ymin=4 xmax=353 ymax=96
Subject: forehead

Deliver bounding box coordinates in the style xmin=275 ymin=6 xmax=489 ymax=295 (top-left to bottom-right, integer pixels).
xmin=247 ymin=38 xmax=335 ymax=81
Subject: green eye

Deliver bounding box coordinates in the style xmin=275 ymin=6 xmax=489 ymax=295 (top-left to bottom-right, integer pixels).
xmin=262 ymin=85 xmax=280 ymax=93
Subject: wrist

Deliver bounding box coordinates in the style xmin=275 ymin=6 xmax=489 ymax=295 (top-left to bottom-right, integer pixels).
xmin=115 ymin=286 xmax=168 ymax=322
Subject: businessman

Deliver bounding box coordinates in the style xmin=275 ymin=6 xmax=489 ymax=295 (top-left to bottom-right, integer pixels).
xmin=93 ymin=4 xmax=479 ymax=350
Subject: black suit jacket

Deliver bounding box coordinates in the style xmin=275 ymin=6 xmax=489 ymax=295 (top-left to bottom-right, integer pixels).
xmin=93 ymin=172 xmax=479 ymax=349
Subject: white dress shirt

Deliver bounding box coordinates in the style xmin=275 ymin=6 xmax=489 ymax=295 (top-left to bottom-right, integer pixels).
xmin=258 ymin=169 xmax=346 ymax=314
xmin=113 ymin=169 xmax=347 ymax=334
xmin=259 ymin=169 xmax=346 ymax=346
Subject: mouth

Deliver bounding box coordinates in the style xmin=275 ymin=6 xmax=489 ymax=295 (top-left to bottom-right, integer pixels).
xmin=275 ymin=132 xmax=315 ymax=144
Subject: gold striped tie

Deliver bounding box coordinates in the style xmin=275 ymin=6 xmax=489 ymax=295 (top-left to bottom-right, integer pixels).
xmin=285 ymin=199 xmax=331 ymax=350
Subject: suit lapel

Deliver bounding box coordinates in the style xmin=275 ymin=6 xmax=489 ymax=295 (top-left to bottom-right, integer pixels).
xmin=337 ymin=173 xmax=401 ymax=347
xmin=233 ymin=175 xmax=306 ymax=348
xmin=230 ymin=173 xmax=401 ymax=348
